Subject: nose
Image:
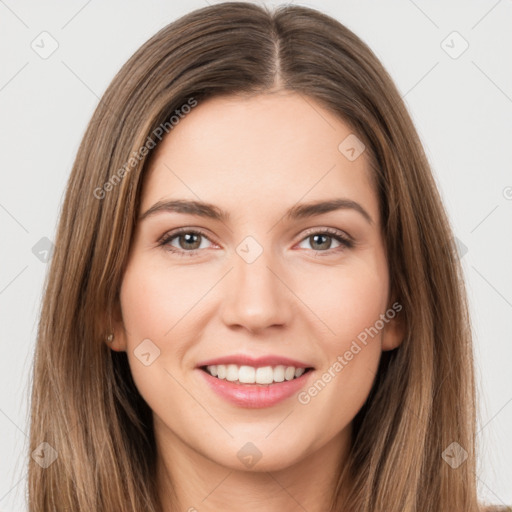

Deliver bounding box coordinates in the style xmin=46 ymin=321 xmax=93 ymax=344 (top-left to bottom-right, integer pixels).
xmin=219 ymin=243 xmax=294 ymax=334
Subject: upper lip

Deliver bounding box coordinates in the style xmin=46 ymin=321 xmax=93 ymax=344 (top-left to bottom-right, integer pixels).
xmin=196 ymin=354 xmax=314 ymax=369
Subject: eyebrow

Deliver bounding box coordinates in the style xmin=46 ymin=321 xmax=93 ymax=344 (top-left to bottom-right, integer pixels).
xmin=139 ymin=198 xmax=373 ymax=225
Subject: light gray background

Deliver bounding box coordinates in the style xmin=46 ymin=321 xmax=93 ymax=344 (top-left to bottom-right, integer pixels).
xmin=1 ymin=0 xmax=511 ymax=510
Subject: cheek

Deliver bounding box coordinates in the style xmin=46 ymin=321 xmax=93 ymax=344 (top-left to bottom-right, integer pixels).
xmin=119 ymin=258 xmax=204 ymax=341
xmin=306 ymin=272 xmax=388 ymax=424
xmin=118 ymin=256 xmax=223 ymax=406
xmin=117 ymin=260 xmax=235 ymax=457
xmin=292 ymin=261 xmax=387 ymax=438
xmin=301 ymin=258 xmax=389 ymax=351
xmin=118 ymin=260 xmax=188 ymax=404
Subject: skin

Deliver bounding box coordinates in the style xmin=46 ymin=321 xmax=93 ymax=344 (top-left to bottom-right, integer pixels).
xmin=111 ymin=91 xmax=404 ymax=512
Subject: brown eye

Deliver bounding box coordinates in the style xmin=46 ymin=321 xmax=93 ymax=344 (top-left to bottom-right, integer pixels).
xmin=175 ymin=232 xmax=202 ymax=250
xmin=159 ymin=229 xmax=213 ymax=256
xmin=308 ymin=233 xmax=334 ymax=251
xmin=297 ymin=228 xmax=354 ymax=255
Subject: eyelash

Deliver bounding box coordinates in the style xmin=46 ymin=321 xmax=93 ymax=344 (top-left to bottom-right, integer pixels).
xmin=158 ymin=227 xmax=354 ymax=258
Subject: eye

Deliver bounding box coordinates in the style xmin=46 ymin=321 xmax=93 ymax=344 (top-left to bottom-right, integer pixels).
xmin=296 ymin=227 xmax=354 ymax=255
xmin=159 ymin=228 xmax=215 ymax=257
xmin=159 ymin=226 xmax=354 ymax=257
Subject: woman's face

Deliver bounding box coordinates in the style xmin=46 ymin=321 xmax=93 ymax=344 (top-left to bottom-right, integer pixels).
xmin=114 ymin=91 xmax=403 ymax=472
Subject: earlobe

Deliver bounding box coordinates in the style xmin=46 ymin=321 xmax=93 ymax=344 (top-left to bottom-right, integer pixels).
xmin=105 ymin=331 xmax=126 ymax=352
xmin=381 ymin=308 xmax=406 ymax=352
xmin=105 ymin=301 xmax=128 ymax=352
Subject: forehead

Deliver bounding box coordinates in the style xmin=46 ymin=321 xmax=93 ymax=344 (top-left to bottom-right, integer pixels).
xmin=141 ymin=92 xmax=378 ymax=225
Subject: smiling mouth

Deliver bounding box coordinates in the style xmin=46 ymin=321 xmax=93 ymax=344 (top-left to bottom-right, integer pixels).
xmin=200 ymin=364 xmax=314 ymax=385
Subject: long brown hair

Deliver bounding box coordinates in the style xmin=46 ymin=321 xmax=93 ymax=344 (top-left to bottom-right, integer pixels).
xmin=28 ymin=2 xmax=486 ymax=510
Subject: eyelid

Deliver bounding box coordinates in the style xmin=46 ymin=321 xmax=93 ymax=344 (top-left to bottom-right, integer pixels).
xmin=157 ymin=226 xmax=217 ymax=246
xmin=299 ymin=226 xmax=354 ymax=244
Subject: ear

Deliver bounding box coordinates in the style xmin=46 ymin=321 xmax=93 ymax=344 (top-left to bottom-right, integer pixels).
xmin=106 ymin=299 xmax=128 ymax=352
xmin=381 ymin=301 xmax=405 ymax=352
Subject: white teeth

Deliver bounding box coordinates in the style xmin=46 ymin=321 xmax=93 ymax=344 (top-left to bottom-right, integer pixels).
xmin=238 ymin=365 xmax=256 ymax=384
xmin=217 ymin=365 xmax=226 ymax=379
xmin=273 ymin=365 xmax=285 ymax=382
xmin=205 ymin=364 xmax=308 ymax=384
xmin=255 ymin=366 xmax=274 ymax=384
xmin=294 ymin=368 xmax=305 ymax=378
xmin=226 ymin=364 xmax=238 ymax=382
xmin=284 ymin=366 xmax=295 ymax=381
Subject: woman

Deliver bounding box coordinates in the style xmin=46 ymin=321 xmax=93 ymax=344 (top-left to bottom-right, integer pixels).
xmin=27 ymin=2 xmax=509 ymax=511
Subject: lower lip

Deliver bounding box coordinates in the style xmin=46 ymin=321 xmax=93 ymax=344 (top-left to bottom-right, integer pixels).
xmin=198 ymin=368 xmax=313 ymax=408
